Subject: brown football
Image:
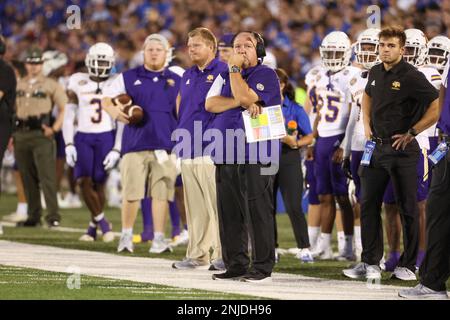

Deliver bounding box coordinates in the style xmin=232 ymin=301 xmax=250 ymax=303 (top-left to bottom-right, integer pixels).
xmin=123 ymin=105 xmax=144 ymax=125
xmin=112 ymin=94 xmax=132 ymax=108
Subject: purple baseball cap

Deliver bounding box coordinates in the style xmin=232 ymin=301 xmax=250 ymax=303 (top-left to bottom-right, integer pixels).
xmin=218 ymin=33 xmax=234 ymax=48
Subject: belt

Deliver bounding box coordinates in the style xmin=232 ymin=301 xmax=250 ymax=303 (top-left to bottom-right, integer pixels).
xmin=371 ymin=136 xmax=394 ymax=145
xmin=15 ymin=114 xmax=51 ymax=131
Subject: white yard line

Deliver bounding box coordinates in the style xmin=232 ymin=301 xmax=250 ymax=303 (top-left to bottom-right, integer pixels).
xmin=0 ymin=240 xmax=416 ymax=300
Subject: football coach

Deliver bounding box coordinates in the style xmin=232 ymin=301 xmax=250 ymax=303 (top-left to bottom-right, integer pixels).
xmin=205 ymin=31 xmax=281 ymax=283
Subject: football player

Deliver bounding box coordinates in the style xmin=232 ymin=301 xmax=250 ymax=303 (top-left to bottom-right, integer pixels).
xmin=304 ymin=63 xmax=322 ymax=256
xmin=341 ymin=28 xmax=381 ymax=260
xmin=63 ymin=42 xmax=124 ymax=242
xmin=309 ymin=31 xmax=359 ymax=260
xmin=425 ymin=36 xmax=450 ymax=158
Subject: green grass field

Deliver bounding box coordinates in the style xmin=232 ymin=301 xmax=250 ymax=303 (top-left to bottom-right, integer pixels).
xmin=0 ymin=265 xmax=259 ymax=300
xmin=1 ymin=192 xmax=448 ymax=299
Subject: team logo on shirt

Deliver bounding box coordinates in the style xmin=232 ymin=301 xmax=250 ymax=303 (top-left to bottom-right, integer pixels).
xmin=167 ymin=79 xmax=175 ymax=87
xmin=78 ymin=80 xmax=88 ymax=86
xmin=350 ymin=77 xmax=357 ymax=86
xmin=186 ymin=79 xmax=190 ymax=85
xmin=256 ymin=83 xmax=264 ymax=91
xmin=134 ymin=79 xmax=142 ymax=86
xmin=391 ymin=81 xmax=401 ymax=90
xmin=343 ymin=69 xmax=349 ymax=75
xmin=206 ymin=74 xmax=214 ymax=82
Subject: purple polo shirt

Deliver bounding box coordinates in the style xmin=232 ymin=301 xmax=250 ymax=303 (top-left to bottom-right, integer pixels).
xmin=121 ymin=66 xmax=180 ymax=154
xmin=177 ymin=58 xmax=228 ymax=158
xmin=211 ymin=63 xmax=281 ymax=163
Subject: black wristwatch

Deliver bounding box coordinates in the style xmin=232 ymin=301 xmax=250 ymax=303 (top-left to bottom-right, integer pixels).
xmin=229 ymin=65 xmax=241 ymax=73
xmin=407 ymin=128 xmax=418 ymax=136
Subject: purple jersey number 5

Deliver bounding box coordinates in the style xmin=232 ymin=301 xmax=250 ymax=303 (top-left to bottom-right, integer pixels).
xmin=325 ymin=95 xmax=340 ymax=122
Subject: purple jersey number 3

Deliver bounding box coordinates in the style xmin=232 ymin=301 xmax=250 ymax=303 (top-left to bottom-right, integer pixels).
xmin=90 ymin=98 xmax=102 ymax=124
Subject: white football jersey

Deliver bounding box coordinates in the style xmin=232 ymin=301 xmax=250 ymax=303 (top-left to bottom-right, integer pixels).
xmin=305 ymin=65 xmax=322 ymax=128
xmin=67 ymin=73 xmax=117 ymax=134
xmin=347 ymin=69 xmax=369 ymax=151
xmin=309 ymin=65 xmax=359 ymax=137
xmin=419 ymin=65 xmax=442 ymax=138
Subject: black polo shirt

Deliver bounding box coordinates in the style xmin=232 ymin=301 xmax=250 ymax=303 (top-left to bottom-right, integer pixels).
xmin=365 ymin=59 xmax=438 ymax=138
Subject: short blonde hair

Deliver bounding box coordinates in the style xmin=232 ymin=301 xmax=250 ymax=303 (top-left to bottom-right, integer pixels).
xmin=188 ymin=28 xmax=217 ymax=54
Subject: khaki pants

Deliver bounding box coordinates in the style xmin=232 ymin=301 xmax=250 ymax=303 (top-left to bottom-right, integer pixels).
xmin=181 ymin=156 xmax=221 ymax=263
xmin=120 ymin=151 xmax=177 ymax=202
xmin=13 ymin=130 xmax=59 ymax=223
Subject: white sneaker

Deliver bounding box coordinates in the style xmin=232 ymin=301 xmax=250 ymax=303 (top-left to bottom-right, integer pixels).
xmin=343 ymin=262 xmax=369 ymax=279
xmin=296 ymin=248 xmax=314 ymax=263
xmin=102 ymin=231 xmax=115 ymax=243
xmin=399 ymin=284 xmax=448 ymax=299
xmin=313 ymin=246 xmax=334 ymax=260
xmin=3 ymin=212 xmax=28 ymax=223
xmin=150 ymin=238 xmax=173 ymax=254
xmin=79 ymin=234 xmax=95 ymax=242
xmin=170 ymin=229 xmax=189 ymax=247
xmin=172 ymin=258 xmax=210 ymax=270
xmin=392 ymin=267 xmax=417 ymax=281
xmin=0 ymin=223 xmax=3 ymax=235
xmin=117 ymin=233 xmax=134 ymax=253
xmin=366 ymin=265 xmax=382 ymax=280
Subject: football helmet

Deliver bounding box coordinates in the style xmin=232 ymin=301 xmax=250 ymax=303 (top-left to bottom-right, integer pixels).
xmin=320 ymin=31 xmax=352 ymax=72
xmin=404 ymin=28 xmax=428 ymax=67
xmin=426 ymin=35 xmax=450 ymax=71
xmin=85 ymin=42 xmax=115 ymax=78
xmin=354 ymin=28 xmax=380 ymax=70
xmin=42 ymin=50 xmax=68 ymax=76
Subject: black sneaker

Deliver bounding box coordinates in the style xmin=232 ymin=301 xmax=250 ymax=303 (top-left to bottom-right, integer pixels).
xmin=212 ymin=271 xmax=245 ymax=281
xmin=16 ymin=219 xmax=42 ymax=227
xmin=240 ymin=271 xmax=272 ymax=283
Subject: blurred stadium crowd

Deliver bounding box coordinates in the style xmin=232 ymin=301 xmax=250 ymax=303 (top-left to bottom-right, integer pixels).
xmin=0 ymin=0 xmax=447 ymax=87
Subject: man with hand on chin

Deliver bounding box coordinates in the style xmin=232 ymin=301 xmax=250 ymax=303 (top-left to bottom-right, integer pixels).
xmin=205 ymin=31 xmax=281 ymax=283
